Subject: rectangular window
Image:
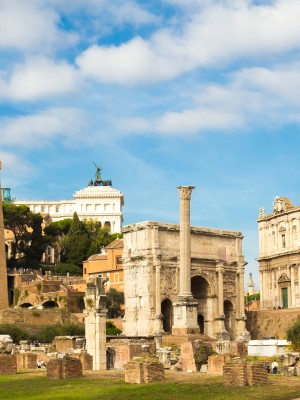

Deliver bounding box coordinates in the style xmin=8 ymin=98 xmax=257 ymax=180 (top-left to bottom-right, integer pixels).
xmin=282 ymin=234 xmax=286 ymax=248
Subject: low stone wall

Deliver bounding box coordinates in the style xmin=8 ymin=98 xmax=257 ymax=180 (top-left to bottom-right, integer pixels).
xmin=71 ymin=353 xmax=93 ymax=370
xmin=47 ymin=358 xmax=83 ymax=379
xmin=223 ymin=361 xmax=268 ymax=386
xmin=0 ymin=309 xmax=79 ymax=327
xmin=125 ymin=359 xmax=165 ymax=384
xmin=0 ymin=354 xmax=17 ymax=375
xmin=208 ymin=354 xmax=231 ymax=374
xmin=246 ymin=309 xmax=300 ymax=339
xmin=108 ymin=340 xmax=156 ymax=370
xmin=17 ymin=353 xmax=37 ymax=369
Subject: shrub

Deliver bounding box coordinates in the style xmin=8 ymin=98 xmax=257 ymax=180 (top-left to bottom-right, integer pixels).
xmin=106 ymin=321 xmax=122 ymax=335
xmin=0 ymin=324 xmax=31 ymax=343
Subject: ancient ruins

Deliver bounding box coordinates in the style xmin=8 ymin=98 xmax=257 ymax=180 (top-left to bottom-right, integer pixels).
xmin=122 ymin=186 xmax=250 ymax=343
xmin=84 ymin=275 xmax=107 ymax=370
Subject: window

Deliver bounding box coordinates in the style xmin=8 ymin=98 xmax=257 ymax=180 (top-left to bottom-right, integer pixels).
xmin=282 ymin=234 xmax=286 ymax=248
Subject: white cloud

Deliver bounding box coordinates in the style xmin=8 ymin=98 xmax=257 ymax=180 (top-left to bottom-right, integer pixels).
xmin=76 ymin=0 xmax=300 ymax=85
xmin=0 ymin=0 xmax=77 ymax=53
xmin=0 ymin=108 xmax=85 ymax=148
xmin=0 ymin=58 xmax=79 ymax=101
xmin=0 ymin=151 xmax=34 ymax=188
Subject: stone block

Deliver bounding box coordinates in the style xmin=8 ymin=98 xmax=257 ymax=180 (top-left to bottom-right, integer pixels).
xmin=71 ymin=352 xmax=93 ymax=370
xmin=17 ymin=353 xmax=37 ymax=369
xmin=125 ymin=359 xmax=165 ymax=384
xmin=208 ymin=354 xmax=231 ymax=375
xmin=47 ymin=358 xmax=83 ymax=379
xmin=223 ymin=361 xmax=268 ymax=386
xmin=0 ymin=354 xmax=17 ymax=375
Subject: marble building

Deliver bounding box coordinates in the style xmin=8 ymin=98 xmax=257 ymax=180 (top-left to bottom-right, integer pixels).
xmin=122 ymin=186 xmax=250 ymax=342
xmin=258 ymin=196 xmax=300 ymax=309
xmin=14 ymin=165 xmax=124 ymax=234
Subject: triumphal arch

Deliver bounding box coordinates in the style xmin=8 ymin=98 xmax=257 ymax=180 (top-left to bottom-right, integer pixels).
xmin=122 ymin=186 xmax=250 ymax=342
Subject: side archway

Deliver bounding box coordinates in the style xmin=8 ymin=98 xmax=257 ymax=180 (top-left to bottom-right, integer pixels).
xmin=42 ymin=300 xmax=59 ymax=309
xmin=224 ymin=300 xmax=235 ymax=340
xmin=161 ymin=298 xmax=173 ymax=333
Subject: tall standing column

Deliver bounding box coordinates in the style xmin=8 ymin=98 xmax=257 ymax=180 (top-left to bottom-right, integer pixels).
xmin=172 ymin=186 xmax=198 ymax=335
xmin=235 ymin=263 xmax=250 ymax=342
xmin=178 ymin=185 xmax=195 ymax=298
xmin=0 ymin=161 xmax=8 ymax=309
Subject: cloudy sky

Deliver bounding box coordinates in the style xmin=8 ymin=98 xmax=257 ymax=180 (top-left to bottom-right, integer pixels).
xmin=1 ymin=0 xmax=300 ymax=289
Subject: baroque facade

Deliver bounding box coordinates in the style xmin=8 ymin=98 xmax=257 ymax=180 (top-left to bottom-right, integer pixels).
xmin=122 ymin=193 xmax=249 ymax=341
xmin=257 ymin=196 xmax=300 ymax=309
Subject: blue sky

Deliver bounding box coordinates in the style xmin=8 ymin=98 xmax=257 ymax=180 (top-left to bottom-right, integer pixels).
xmin=1 ymin=0 xmax=300 ymax=290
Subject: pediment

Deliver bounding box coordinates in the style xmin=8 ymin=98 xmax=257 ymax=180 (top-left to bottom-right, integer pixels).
xmin=278 ymin=273 xmax=290 ymax=283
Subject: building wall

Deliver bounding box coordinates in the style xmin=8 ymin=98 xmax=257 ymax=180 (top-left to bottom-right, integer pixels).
xmin=257 ymin=197 xmax=300 ymax=310
xmin=83 ymin=239 xmax=124 ymax=292
xmin=15 ymin=185 xmax=124 ymax=234
xmin=122 ymin=221 xmax=247 ymax=339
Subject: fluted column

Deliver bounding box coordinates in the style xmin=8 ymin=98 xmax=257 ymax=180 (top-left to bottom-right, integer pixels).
xmin=0 ymin=161 xmax=8 ymax=309
xmin=217 ymin=264 xmax=224 ymax=316
xmin=177 ymin=185 xmax=195 ymax=298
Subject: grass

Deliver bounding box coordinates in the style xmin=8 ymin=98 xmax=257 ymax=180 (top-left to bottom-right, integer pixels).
xmin=0 ymin=370 xmax=299 ymax=400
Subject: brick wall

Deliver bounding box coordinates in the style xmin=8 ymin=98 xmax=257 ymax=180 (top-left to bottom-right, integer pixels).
xmin=246 ymin=309 xmax=300 ymax=339
xmin=223 ymin=361 xmax=268 ymax=386
xmin=47 ymin=358 xmax=83 ymax=379
xmin=71 ymin=353 xmax=93 ymax=370
xmin=0 ymin=309 xmax=79 ymax=327
xmin=0 ymin=354 xmax=17 ymax=375
xmin=208 ymin=355 xmax=231 ymax=374
xmin=17 ymin=353 xmax=37 ymax=369
xmin=125 ymin=360 xmax=165 ymax=384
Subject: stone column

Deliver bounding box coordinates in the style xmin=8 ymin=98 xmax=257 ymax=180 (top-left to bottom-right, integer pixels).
xmin=290 ymin=265 xmax=295 ymax=308
xmin=215 ymin=263 xmax=230 ymax=341
xmin=235 ymin=263 xmax=250 ymax=342
xmin=0 ymin=161 xmax=8 ymax=309
xmin=178 ymin=186 xmax=195 ymax=298
xmin=172 ymin=186 xmax=198 ymax=335
xmin=84 ymin=276 xmax=107 ymax=370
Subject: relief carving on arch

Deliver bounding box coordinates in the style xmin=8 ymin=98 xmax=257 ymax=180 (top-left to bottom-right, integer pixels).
xmin=160 ymin=266 xmax=177 ymax=296
xmin=191 ymin=269 xmax=217 ymax=296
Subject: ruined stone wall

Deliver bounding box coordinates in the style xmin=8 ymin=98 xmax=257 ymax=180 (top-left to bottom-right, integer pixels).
xmin=125 ymin=360 xmax=165 ymax=384
xmin=52 ymin=337 xmax=77 ymax=352
xmin=71 ymin=353 xmax=93 ymax=370
xmin=208 ymin=354 xmax=231 ymax=374
xmin=0 ymin=354 xmax=17 ymax=375
xmin=223 ymin=361 xmax=268 ymax=386
xmin=109 ymin=341 xmax=156 ymax=370
xmin=17 ymin=353 xmax=37 ymax=369
xmin=0 ymin=309 xmax=79 ymax=327
xmin=47 ymin=358 xmax=83 ymax=379
xmin=246 ymin=309 xmax=300 ymax=339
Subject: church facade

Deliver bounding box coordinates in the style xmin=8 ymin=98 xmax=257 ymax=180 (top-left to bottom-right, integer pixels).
xmin=257 ymin=196 xmax=300 ymax=310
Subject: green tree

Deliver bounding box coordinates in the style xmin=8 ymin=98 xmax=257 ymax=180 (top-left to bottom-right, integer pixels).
xmin=106 ymin=288 xmax=124 ymax=318
xmin=3 ymin=204 xmax=49 ymax=268
xmin=61 ymin=212 xmax=90 ymax=267
xmin=52 ymin=263 xmax=82 ymax=276
xmin=286 ymin=317 xmax=300 ymax=351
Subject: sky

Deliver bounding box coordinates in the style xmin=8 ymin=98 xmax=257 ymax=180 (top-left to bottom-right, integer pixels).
xmin=1 ymin=0 xmax=300 ymax=290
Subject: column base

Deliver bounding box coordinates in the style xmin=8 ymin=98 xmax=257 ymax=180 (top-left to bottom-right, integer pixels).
xmin=236 ymin=315 xmax=251 ymax=342
xmin=172 ymin=298 xmax=199 ymax=335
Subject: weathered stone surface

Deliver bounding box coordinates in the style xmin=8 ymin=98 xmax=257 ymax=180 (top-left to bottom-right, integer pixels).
xmin=17 ymin=353 xmax=37 ymax=369
xmin=47 ymin=358 xmax=83 ymax=379
xmin=108 ymin=339 xmax=155 ymax=370
xmin=208 ymin=354 xmax=231 ymax=375
xmin=0 ymin=354 xmax=17 ymax=375
xmin=71 ymin=352 xmax=93 ymax=371
xmin=122 ymin=220 xmax=249 ymax=341
xmin=125 ymin=359 xmax=165 ymax=384
xmin=223 ymin=361 xmax=268 ymax=386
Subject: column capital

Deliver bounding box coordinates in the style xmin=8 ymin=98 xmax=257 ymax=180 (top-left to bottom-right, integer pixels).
xmin=177 ymin=186 xmax=196 ymax=200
